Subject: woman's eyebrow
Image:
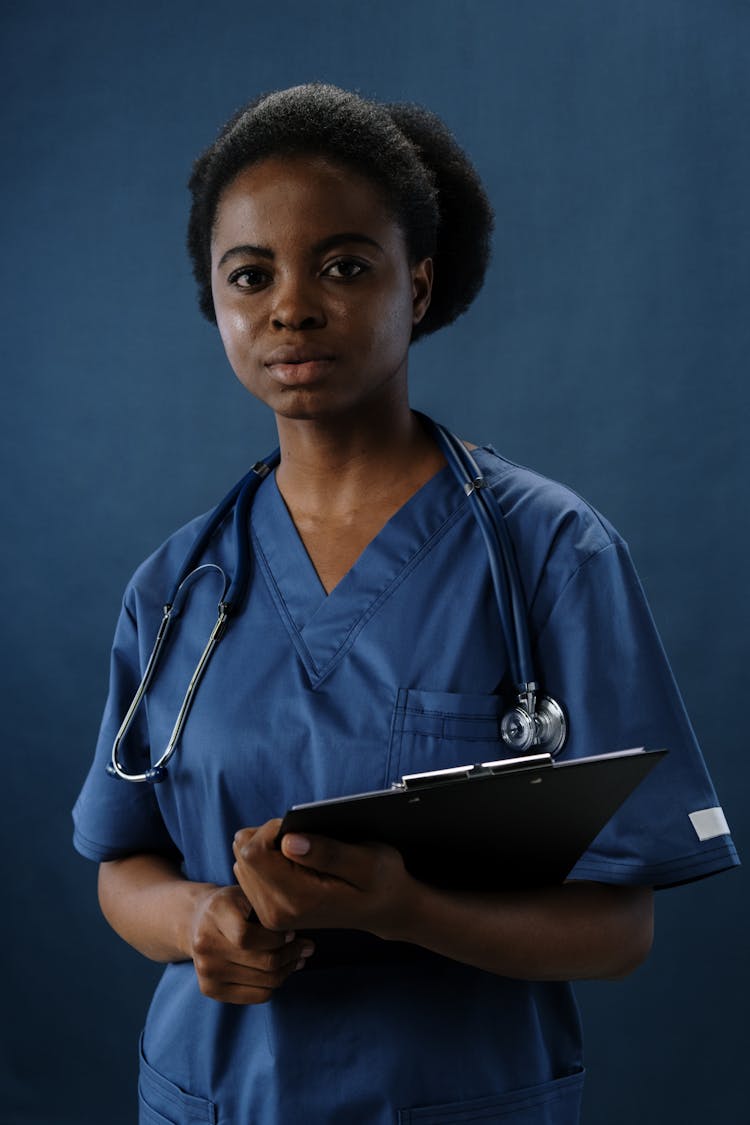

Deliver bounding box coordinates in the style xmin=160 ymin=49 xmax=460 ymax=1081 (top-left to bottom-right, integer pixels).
xmin=217 ymin=232 xmax=384 ymax=270
xmin=217 ymin=244 xmax=274 ymax=269
xmin=312 ymin=232 xmax=384 ymax=255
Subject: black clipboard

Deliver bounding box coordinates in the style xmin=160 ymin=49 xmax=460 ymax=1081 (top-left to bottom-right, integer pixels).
xmin=279 ymin=747 xmax=667 ymax=891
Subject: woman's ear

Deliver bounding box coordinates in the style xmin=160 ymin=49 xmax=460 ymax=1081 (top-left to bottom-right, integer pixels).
xmin=411 ymin=258 xmax=433 ymax=326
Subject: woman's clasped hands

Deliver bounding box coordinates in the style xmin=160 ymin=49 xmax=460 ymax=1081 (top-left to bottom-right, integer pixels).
xmin=188 ymin=882 xmax=313 ymax=1006
xmin=188 ymin=821 xmax=414 ymax=1006
xmin=184 ymin=820 xmax=412 ymax=1006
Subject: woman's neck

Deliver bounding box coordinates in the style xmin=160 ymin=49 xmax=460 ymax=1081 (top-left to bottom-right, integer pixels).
xmin=273 ymin=404 xmax=444 ymax=521
xmin=270 ymin=403 xmax=446 ymax=594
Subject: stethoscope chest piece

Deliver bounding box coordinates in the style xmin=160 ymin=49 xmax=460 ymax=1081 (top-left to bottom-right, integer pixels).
xmin=500 ymin=694 xmax=567 ymax=756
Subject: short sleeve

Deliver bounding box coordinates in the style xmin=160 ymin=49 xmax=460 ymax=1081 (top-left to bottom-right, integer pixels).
xmin=72 ymin=594 xmax=178 ymax=862
xmin=536 ymin=540 xmax=739 ymax=888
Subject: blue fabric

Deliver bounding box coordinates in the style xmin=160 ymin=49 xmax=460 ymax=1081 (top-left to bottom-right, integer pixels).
xmin=73 ymin=441 xmax=738 ymax=1123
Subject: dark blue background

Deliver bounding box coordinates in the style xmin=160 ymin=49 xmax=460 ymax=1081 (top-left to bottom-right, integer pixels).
xmin=2 ymin=2 xmax=748 ymax=1122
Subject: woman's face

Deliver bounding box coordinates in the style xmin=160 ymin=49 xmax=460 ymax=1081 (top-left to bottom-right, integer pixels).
xmin=210 ymin=155 xmax=432 ymax=422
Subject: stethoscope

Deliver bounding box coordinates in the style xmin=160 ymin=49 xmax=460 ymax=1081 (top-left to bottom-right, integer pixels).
xmin=107 ymin=417 xmax=566 ymax=784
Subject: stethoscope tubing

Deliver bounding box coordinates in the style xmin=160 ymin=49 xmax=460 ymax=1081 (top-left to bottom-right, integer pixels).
xmin=166 ymin=451 xmax=281 ymax=609
xmin=109 ymin=423 xmax=562 ymax=782
xmin=108 ymin=453 xmax=279 ymax=782
xmin=429 ymin=420 xmax=534 ymax=690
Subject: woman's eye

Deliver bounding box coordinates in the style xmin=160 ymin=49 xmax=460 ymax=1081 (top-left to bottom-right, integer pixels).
xmin=323 ymin=258 xmax=367 ymax=280
xmin=228 ymin=267 xmax=268 ymax=289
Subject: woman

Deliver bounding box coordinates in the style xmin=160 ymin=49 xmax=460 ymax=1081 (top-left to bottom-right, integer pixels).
xmin=73 ymin=85 xmax=737 ymax=1124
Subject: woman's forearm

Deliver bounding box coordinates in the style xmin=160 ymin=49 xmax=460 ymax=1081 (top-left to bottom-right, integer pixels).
xmin=98 ymin=854 xmax=218 ymax=963
xmin=238 ymin=823 xmax=654 ymax=982
xmin=98 ymin=854 xmax=317 ymax=1002
xmin=385 ymin=880 xmax=654 ymax=981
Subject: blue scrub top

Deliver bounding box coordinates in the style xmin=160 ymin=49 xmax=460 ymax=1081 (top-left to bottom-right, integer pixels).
xmin=73 ymin=440 xmax=738 ymax=1125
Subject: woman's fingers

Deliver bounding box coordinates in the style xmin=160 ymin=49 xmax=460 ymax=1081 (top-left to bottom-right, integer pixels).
xmin=234 ymin=821 xmax=377 ymax=889
xmin=280 ymin=833 xmax=405 ymax=895
xmin=280 ymin=833 xmax=364 ymax=882
xmin=232 ymin=819 xmax=414 ymax=933
xmin=192 ymin=947 xmax=315 ymax=1002
xmin=194 ymin=936 xmax=313 ymax=998
xmin=189 ymin=883 xmax=315 ymax=1003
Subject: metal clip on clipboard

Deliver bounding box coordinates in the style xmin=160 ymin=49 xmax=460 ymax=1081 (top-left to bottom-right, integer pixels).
xmin=395 ymin=753 xmax=553 ymax=790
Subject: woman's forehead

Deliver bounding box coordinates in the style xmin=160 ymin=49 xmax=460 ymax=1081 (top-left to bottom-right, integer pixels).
xmin=212 ymin=155 xmax=399 ymax=246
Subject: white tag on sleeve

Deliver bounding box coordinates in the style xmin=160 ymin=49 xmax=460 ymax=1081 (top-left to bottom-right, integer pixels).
xmin=688 ymin=807 xmax=730 ymax=842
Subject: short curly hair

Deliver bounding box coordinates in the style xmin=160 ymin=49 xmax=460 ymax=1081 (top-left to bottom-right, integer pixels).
xmin=187 ymin=84 xmax=494 ymax=341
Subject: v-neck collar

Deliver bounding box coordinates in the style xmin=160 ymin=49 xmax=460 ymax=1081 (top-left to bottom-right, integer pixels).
xmin=250 ymin=462 xmax=471 ymax=686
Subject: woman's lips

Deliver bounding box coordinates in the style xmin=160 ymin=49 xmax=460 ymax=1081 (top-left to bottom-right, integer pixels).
xmin=265 ymin=358 xmax=335 ymax=385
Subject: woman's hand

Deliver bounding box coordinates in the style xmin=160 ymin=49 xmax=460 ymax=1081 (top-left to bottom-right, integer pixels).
xmin=233 ymin=824 xmax=654 ymax=981
xmin=232 ymin=820 xmax=415 ymax=938
xmin=188 ymin=884 xmax=314 ymax=1004
xmin=97 ymin=853 xmax=314 ymax=1004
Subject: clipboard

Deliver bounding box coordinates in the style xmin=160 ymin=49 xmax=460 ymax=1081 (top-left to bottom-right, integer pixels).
xmin=278 ymin=747 xmax=667 ymax=891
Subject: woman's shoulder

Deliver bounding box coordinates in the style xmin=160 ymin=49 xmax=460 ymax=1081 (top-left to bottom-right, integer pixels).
xmin=123 ymin=509 xmax=218 ymax=614
xmin=469 ymin=444 xmax=634 ymax=633
xmin=473 ymin=444 xmax=623 ymax=558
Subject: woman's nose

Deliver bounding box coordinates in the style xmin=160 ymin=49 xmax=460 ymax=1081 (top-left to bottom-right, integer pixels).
xmin=270 ymin=274 xmax=326 ymax=331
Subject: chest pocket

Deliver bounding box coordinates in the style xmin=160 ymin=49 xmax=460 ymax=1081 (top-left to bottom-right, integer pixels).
xmin=387 ymin=688 xmax=508 ymax=786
